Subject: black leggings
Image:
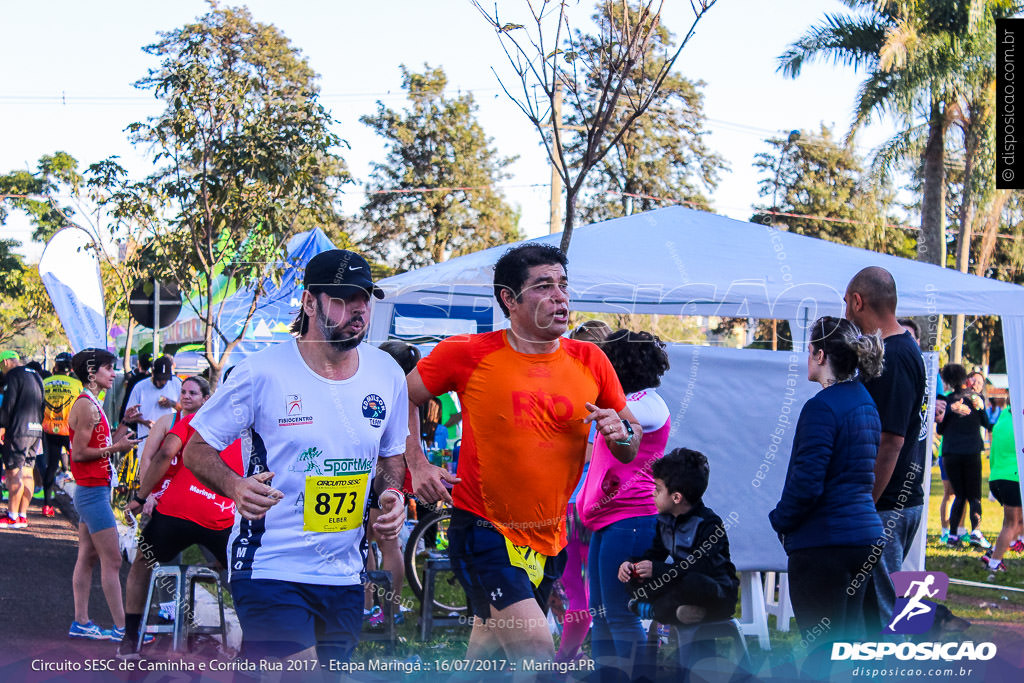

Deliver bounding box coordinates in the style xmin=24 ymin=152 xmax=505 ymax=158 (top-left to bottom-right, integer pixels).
xmin=39 ymin=433 xmax=69 ymax=507
xmin=945 ymin=451 xmax=982 ymax=531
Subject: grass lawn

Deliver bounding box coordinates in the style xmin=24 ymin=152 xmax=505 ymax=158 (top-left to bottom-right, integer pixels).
xmin=919 ymin=453 xmax=1024 ymax=625
xmin=349 ymin=454 xmax=1024 ymax=665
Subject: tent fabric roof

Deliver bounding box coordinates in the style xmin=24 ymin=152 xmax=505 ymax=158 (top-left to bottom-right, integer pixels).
xmin=377 ymin=207 xmax=1024 ymax=320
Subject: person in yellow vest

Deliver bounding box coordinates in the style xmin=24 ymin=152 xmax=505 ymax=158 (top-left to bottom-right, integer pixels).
xmin=40 ymin=352 xmax=82 ymax=517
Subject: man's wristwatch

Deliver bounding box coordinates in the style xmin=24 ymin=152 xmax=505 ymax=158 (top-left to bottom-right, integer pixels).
xmin=614 ymin=419 xmax=635 ymax=446
xmin=132 ymin=494 xmax=147 ymax=506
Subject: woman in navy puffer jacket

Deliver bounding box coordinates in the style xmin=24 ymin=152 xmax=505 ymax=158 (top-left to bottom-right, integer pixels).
xmin=770 ymin=316 xmax=884 ymax=643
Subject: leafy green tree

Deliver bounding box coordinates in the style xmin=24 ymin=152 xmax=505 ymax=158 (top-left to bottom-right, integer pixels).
xmin=780 ymin=0 xmax=1023 ymax=354
xmin=0 ymin=152 xmax=97 ymax=348
xmin=573 ymin=4 xmax=726 ymax=223
xmin=359 ymin=65 xmax=520 ymax=271
xmin=0 ymin=152 xmax=82 ymax=243
xmin=779 ymin=1 xmax=947 ymax=269
xmin=752 ymin=125 xmax=907 ymax=256
xmin=104 ymin=4 xmax=349 ymax=384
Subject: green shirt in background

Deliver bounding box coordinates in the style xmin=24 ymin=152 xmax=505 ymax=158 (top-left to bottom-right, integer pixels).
xmin=439 ymin=392 xmax=461 ymax=443
xmin=989 ymin=409 xmax=1019 ymax=483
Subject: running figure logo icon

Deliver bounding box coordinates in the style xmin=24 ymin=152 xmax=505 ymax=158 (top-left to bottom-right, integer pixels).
xmin=885 ymin=571 xmax=949 ymax=634
xmin=286 ymin=394 xmax=302 ymax=415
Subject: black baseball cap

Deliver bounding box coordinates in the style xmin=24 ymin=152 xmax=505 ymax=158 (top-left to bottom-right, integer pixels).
xmin=55 ymin=352 xmax=73 ymax=364
xmin=152 ymin=355 xmax=174 ymax=379
xmin=303 ymin=249 xmax=384 ymax=300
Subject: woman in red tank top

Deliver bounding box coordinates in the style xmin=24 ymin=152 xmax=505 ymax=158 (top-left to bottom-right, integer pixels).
xmin=67 ymin=349 xmax=141 ymax=640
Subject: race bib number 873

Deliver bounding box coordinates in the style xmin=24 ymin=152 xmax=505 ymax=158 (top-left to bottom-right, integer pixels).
xmin=303 ymin=475 xmax=368 ymax=532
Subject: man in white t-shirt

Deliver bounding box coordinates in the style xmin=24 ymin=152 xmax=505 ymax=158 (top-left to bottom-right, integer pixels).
xmin=184 ymin=249 xmax=408 ymax=667
xmin=122 ymin=355 xmax=181 ymax=444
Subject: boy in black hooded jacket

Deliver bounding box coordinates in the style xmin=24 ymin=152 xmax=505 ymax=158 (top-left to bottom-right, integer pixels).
xmin=619 ymin=448 xmax=739 ymax=624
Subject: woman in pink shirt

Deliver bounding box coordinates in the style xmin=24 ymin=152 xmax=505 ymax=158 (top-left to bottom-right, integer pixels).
xmin=576 ymin=330 xmax=671 ymax=672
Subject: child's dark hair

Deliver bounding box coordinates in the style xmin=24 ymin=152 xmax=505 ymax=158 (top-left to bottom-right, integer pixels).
xmin=652 ymin=448 xmax=709 ymax=504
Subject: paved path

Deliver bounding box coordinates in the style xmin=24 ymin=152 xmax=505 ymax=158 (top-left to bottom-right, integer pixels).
xmin=0 ymin=488 xmax=241 ymax=681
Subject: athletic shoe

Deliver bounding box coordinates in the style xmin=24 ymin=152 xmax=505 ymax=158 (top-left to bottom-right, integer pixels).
xmin=394 ymin=612 xmax=405 ymax=626
xmin=1011 ymin=540 xmax=1024 ymax=553
xmin=15 ymin=516 xmax=28 ymax=529
xmin=986 ymin=559 xmax=1008 ymax=572
xmin=0 ymin=517 xmax=19 ymax=530
xmin=946 ymin=535 xmax=962 ymax=549
xmin=42 ymin=505 xmax=55 ymax=518
xmin=969 ymin=531 xmax=992 ymax=550
xmin=367 ymin=606 xmax=385 ymax=629
xmin=69 ymin=621 xmax=108 ymax=640
xmin=940 ymin=530 xmax=950 ymax=545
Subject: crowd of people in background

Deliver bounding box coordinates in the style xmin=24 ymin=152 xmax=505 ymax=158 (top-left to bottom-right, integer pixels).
xmin=0 ymin=248 xmax=1021 ymax=680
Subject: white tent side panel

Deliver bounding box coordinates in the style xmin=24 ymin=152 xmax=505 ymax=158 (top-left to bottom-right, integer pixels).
xmin=660 ymin=344 xmax=815 ymax=572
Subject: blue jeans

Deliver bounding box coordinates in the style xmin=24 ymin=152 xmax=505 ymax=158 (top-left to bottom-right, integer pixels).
xmin=588 ymin=515 xmax=658 ymax=666
xmin=867 ymin=504 xmax=923 ymax=633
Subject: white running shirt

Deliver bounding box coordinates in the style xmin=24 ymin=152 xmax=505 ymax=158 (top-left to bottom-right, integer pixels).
xmin=126 ymin=375 xmax=183 ymax=442
xmin=191 ymin=339 xmax=409 ymax=585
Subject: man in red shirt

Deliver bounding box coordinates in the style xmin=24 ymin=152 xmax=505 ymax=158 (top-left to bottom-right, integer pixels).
xmin=405 ymin=243 xmax=641 ymax=663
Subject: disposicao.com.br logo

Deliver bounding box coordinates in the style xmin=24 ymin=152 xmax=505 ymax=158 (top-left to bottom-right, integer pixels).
xmin=831 ymin=571 xmax=997 ymax=663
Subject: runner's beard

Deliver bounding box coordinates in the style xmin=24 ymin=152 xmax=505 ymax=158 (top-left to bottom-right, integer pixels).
xmin=316 ymin=304 xmax=364 ymax=352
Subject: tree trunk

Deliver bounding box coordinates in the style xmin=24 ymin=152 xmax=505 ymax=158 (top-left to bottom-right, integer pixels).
xmin=560 ymin=189 xmax=578 ymax=253
xmin=950 ymin=117 xmax=978 ymax=365
xmin=973 ymin=190 xmax=1010 ymax=277
xmin=918 ymin=101 xmax=948 ymax=351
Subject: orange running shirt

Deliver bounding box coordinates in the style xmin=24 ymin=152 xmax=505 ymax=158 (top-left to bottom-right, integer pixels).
xmin=417 ymin=330 xmax=626 ymax=555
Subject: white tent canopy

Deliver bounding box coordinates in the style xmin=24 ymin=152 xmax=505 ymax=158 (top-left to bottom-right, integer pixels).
xmin=372 ymin=206 xmax=1024 ymax=326
xmin=370 ymin=207 xmax=1024 ymax=575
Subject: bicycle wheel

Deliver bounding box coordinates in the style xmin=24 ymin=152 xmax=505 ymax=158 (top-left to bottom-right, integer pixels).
xmin=403 ymin=507 xmax=467 ymax=614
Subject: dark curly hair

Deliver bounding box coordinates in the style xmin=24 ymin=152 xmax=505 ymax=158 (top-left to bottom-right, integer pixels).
xmin=652 ymin=448 xmax=709 ymax=504
xmin=941 ymin=363 xmax=968 ymax=390
xmin=492 ymin=244 xmax=568 ymax=317
xmin=601 ymin=329 xmax=670 ymax=395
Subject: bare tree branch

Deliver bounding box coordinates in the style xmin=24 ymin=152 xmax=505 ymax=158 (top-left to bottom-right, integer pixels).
xmin=475 ymin=0 xmax=718 ymax=250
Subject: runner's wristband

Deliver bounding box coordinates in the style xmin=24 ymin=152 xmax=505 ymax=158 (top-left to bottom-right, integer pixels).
xmin=133 ymin=494 xmax=147 ymax=505
xmin=380 ymin=488 xmax=404 ymax=504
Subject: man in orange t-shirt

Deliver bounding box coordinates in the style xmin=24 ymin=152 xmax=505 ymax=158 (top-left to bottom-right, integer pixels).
xmin=406 ymin=243 xmax=642 ymax=662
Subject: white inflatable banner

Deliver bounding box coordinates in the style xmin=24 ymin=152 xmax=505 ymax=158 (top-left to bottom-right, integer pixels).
xmin=39 ymin=228 xmax=107 ymax=352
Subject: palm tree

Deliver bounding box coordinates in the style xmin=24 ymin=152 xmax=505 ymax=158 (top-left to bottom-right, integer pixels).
xmin=779 ymin=1 xmax=951 ymax=268
xmin=779 ymin=0 xmax=1021 ymax=353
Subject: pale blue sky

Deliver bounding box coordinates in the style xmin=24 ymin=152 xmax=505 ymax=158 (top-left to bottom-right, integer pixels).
xmin=2 ymin=0 xmax=894 ymax=260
